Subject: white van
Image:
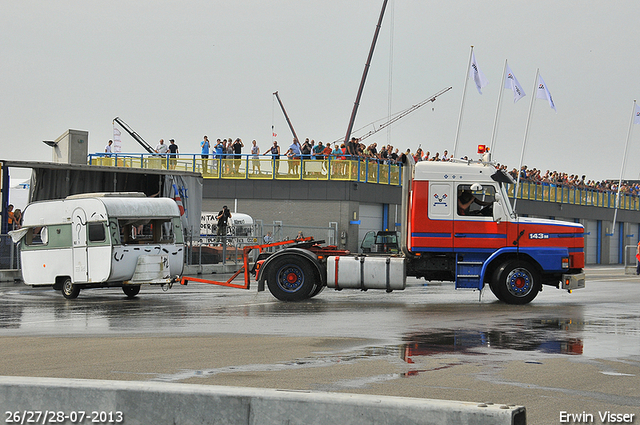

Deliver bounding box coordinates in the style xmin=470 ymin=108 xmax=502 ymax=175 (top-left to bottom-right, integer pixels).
xmin=200 ymin=211 xmax=255 ymax=243
xmin=12 ymin=193 xmax=184 ymax=299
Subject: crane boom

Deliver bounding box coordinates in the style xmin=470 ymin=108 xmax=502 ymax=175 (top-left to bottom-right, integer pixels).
xmin=273 ymin=91 xmax=301 ymax=143
xmin=113 ymin=117 xmax=155 ymax=154
xmin=355 ymin=87 xmax=453 ymax=142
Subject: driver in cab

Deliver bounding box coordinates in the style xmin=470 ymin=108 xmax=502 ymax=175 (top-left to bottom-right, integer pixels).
xmin=457 ymin=189 xmax=493 ymax=216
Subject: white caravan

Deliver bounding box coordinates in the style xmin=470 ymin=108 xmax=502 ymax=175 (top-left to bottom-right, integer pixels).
xmin=12 ymin=193 xmax=184 ymax=299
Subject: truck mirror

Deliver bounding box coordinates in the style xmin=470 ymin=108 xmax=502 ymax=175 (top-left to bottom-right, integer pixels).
xmin=493 ymin=200 xmax=506 ymax=224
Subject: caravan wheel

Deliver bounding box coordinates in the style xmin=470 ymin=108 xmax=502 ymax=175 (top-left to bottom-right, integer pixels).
xmin=61 ymin=278 xmax=80 ymax=299
xmin=122 ymin=285 xmax=141 ymax=298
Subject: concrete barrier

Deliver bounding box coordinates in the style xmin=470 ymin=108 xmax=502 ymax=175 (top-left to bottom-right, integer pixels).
xmin=0 ymin=269 xmax=21 ymax=284
xmin=0 ymin=376 xmax=525 ymax=425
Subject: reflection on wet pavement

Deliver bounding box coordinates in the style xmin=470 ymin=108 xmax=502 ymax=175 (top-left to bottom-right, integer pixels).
xmin=401 ymin=319 xmax=585 ymax=364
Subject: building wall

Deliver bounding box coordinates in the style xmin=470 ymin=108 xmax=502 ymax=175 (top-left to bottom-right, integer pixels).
xmin=202 ymin=179 xmax=402 ymax=253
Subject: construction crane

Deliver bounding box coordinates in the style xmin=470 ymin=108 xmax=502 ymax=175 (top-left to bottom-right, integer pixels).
xmin=113 ymin=117 xmax=155 ymax=154
xmin=273 ymin=91 xmax=301 ymax=143
xmin=349 ymin=86 xmax=453 ymax=143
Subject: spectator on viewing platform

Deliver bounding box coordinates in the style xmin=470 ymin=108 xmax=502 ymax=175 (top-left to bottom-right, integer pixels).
xmin=200 ymin=136 xmax=210 ymax=173
xmin=168 ymin=139 xmax=179 ymax=169
xmin=104 ymin=140 xmax=113 ymax=155
xmin=323 ymin=143 xmax=332 ymax=156
xmin=379 ymin=146 xmax=388 ymax=162
xmin=347 ymin=137 xmax=358 ymax=157
xmin=155 ymin=139 xmax=168 ymax=155
xmin=285 ymin=139 xmax=301 ymax=175
xmin=310 ymin=140 xmax=316 ymax=158
xmin=232 ymin=138 xmax=244 ymax=173
xmin=414 ymin=148 xmax=424 ymax=162
xmin=269 ymin=140 xmax=280 ymax=158
xmin=251 ymin=140 xmax=260 ymax=174
xmin=214 ymin=139 xmax=224 ymax=158
xmin=301 ymin=139 xmax=312 ymax=158
xmin=390 ymin=148 xmax=399 ymax=163
xmin=369 ymin=142 xmax=378 ymax=158
xmin=313 ymin=141 xmax=324 ymax=158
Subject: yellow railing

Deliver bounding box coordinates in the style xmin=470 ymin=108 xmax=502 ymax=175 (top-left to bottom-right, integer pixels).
xmin=88 ymin=154 xmax=403 ymax=186
xmin=507 ymin=181 xmax=640 ymax=211
xmin=89 ymin=154 xmax=639 ymax=209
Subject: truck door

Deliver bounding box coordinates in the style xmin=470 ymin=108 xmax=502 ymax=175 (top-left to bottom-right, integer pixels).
xmin=453 ymin=184 xmax=508 ymax=251
xmin=72 ymin=208 xmax=88 ymax=283
xmin=424 ymin=182 xmax=454 ymax=250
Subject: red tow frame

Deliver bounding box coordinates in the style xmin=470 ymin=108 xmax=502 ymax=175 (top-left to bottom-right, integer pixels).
xmin=179 ymin=237 xmax=316 ymax=290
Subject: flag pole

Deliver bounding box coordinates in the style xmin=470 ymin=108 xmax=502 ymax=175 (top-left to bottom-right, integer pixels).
xmin=489 ymin=59 xmax=508 ymax=155
xmin=612 ymin=99 xmax=637 ymax=235
xmin=453 ymin=46 xmax=474 ymax=159
xmin=513 ymin=68 xmax=540 ymax=212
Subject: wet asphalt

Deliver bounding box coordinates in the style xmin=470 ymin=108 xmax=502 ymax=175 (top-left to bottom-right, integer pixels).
xmin=1 ymin=266 xmax=639 ymax=424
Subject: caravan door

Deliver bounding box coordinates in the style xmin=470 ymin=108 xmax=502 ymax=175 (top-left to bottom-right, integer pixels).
xmin=72 ymin=208 xmax=88 ymax=283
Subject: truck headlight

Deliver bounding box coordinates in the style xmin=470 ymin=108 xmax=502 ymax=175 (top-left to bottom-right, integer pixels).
xmin=561 ymin=257 xmax=569 ymax=269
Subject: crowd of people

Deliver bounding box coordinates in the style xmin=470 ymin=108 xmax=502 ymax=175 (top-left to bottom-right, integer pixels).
xmin=195 ymin=136 xmax=640 ymax=195
xmin=499 ymin=165 xmax=640 ymax=196
xmin=105 ymin=135 xmax=638 ymax=196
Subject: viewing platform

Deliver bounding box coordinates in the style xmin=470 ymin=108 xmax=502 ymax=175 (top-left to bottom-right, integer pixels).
xmin=88 ymin=153 xmax=402 ymax=185
xmin=88 ymin=152 xmax=640 ymax=212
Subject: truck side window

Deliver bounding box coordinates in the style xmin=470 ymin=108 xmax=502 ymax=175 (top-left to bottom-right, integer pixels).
xmin=457 ymin=185 xmax=495 ymax=217
xmin=88 ymin=222 xmax=106 ymax=242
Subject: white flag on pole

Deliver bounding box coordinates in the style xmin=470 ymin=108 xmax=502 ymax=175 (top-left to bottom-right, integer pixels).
xmin=469 ymin=52 xmax=489 ymax=94
xmin=504 ymin=64 xmax=526 ymax=103
xmin=634 ymin=103 xmax=640 ymax=125
xmin=536 ymin=74 xmax=556 ymax=112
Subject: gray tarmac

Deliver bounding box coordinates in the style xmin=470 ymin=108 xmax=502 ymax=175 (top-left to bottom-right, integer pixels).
xmin=1 ymin=266 xmax=639 ymax=424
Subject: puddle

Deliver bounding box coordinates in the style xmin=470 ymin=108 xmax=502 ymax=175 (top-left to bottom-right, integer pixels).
xmin=400 ymin=318 xmax=586 ymax=365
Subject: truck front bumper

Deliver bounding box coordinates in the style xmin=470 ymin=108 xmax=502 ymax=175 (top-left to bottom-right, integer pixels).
xmin=561 ymin=272 xmax=586 ymax=291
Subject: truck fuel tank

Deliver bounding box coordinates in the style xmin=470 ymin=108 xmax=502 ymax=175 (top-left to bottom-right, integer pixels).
xmin=327 ymin=256 xmax=406 ymax=291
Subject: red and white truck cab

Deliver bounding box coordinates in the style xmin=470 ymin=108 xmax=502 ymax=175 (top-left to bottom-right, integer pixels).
xmin=403 ymin=156 xmax=585 ymax=304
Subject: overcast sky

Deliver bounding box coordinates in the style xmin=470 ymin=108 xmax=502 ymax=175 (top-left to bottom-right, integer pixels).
xmin=2 ymin=0 xmax=640 ymax=182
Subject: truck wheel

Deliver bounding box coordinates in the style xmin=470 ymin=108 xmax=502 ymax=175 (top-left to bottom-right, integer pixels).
xmin=310 ymin=282 xmax=325 ymax=298
xmin=493 ymin=260 xmax=540 ymax=305
xmin=122 ymin=285 xmax=141 ymax=298
xmin=266 ymin=255 xmax=317 ymax=301
xmin=61 ymin=278 xmax=80 ymax=299
xmin=488 ymin=280 xmax=506 ymax=302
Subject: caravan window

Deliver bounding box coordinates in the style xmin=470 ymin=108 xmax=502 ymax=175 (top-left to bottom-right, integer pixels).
xmin=117 ymin=218 xmax=175 ymax=244
xmin=25 ymin=227 xmax=48 ymax=246
xmin=88 ymin=222 xmax=106 ymax=243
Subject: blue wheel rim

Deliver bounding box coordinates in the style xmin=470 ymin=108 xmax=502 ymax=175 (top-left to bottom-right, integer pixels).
xmin=276 ymin=265 xmax=304 ymax=293
xmin=506 ymin=268 xmax=533 ymax=297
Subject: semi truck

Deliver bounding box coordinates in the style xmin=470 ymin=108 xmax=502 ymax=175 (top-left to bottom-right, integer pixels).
xmin=250 ymin=154 xmax=585 ymax=305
